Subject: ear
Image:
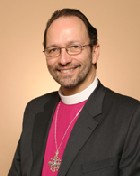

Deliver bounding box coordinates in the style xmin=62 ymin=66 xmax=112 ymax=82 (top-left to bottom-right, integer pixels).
xmin=92 ymin=44 xmax=100 ymax=64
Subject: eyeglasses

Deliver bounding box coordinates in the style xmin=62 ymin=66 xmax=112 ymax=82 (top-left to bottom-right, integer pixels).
xmin=43 ymin=44 xmax=91 ymax=57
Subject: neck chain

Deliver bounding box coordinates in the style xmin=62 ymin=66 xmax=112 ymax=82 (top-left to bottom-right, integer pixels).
xmin=48 ymin=102 xmax=84 ymax=172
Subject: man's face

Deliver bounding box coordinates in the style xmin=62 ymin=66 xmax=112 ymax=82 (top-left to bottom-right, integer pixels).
xmin=45 ymin=16 xmax=98 ymax=94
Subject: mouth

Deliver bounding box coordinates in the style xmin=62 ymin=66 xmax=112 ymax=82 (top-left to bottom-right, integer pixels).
xmin=57 ymin=66 xmax=80 ymax=75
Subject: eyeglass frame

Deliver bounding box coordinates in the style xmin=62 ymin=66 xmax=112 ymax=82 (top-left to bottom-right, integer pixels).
xmin=43 ymin=44 xmax=92 ymax=57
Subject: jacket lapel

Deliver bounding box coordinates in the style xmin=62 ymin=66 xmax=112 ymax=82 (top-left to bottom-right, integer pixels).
xmin=31 ymin=92 xmax=60 ymax=176
xmin=58 ymin=83 xmax=106 ymax=176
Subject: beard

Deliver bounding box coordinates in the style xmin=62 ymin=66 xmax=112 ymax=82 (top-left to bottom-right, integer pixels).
xmin=47 ymin=57 xmax=93 ymax=89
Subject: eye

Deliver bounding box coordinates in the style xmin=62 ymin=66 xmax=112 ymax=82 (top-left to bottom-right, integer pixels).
xmin=70 ymin=45 xmax=80 ymax=49
xmin=47 ymin=47 xmax=60 ymax=54
xmin=68 ymin=45 xmax=81 ymax=52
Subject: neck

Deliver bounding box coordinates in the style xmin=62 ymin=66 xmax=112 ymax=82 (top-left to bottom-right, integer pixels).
xmin=60 ymin=71 xmax=97 ymax=96
xmin=59 ymin=77 xmax=98 ymax=104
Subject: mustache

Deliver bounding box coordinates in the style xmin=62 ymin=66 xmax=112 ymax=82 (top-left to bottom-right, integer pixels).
xmin=55 ymin=64 xmax=80 ymax=70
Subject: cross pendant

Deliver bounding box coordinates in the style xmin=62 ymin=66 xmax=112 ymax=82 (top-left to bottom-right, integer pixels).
xmin=48 ymin=150 xmax=61 ymax=172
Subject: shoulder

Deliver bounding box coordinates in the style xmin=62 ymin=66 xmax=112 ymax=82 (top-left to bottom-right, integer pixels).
xmin=105 ymin=85 xmax=139 ymax=105
xmin=29 ymin=91 xmax=59 ymax=104
xmin=102 ymin=84 xmax=140 ymax=113
xmin=22 ymin=91 xmax=59 ymax=127
xmin=25 ymin=91 xmax=59 ymax=112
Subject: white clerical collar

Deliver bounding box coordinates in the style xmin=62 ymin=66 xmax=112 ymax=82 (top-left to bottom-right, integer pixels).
xmin=58 ymin=77 xmax=98 ymax=104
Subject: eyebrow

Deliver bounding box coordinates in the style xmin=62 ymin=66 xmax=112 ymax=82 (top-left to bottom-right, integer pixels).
xmin=46 ymin=40 xmax=82 ymax=48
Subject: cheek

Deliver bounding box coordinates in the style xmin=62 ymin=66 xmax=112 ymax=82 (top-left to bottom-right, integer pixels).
xmin=46 ymin=59 xmax=56 ymax=67
xmin=46 ymin=60 xmax=54 ymax=73
xmin=78 ymin=53 xmax=92 ymax=65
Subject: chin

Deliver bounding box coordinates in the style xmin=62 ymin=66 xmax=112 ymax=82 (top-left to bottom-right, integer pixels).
xmin=63 ymin=85 xmax=77 ymax=89
xmin=60 ymin=80 xmax=85 ymax=89
xmin=54 ymin=76 xmax=86 ymax=89
xmin=60 ymin=82 xmax=77 ymax=89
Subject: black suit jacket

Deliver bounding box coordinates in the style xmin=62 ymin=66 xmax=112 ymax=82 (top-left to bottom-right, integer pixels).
xmin=8 ymin=82 xmax=140 ymax=176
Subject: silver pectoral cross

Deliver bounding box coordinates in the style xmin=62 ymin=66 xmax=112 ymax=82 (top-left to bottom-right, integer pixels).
xmin=48 ymin=150 xmax=61 ymax=172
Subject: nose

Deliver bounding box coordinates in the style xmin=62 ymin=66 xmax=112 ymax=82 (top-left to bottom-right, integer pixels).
xmin=58 ymin=48 xmax=72 ymax=65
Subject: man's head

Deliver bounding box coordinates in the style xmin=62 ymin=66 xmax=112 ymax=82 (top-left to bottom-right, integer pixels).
xmin=43 ymin=8 xmax=97 ymax=50
xmin=43 ymin=9 xmax=100 ymax=95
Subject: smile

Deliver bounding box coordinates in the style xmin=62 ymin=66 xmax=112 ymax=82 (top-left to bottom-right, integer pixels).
xmin=57 ymin=66 xmax=79 ymax=74
xmin=60 ymin=69 xmax=74 ymax=73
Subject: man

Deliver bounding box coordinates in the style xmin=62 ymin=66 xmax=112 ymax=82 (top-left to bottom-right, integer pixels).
xmin=9 ymin=8 xmax=140 ymax=176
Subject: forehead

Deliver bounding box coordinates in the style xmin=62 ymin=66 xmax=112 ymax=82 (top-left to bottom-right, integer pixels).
xmin=49 ymin=16 xmax=86 ymax=28
xmin=46 ymin=16 xmax=89 ymax=45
